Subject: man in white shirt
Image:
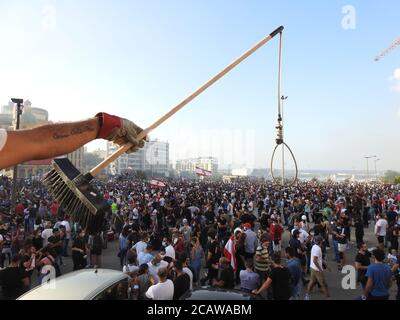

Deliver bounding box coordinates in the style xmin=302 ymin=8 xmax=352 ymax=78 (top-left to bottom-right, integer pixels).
xmin=41 ymin=222 xmax=54 ymax=247
xmin=182 ymin=257 xmax=194 ymax=291
xmin=304 ymin=236 xmax=330 ymax=300
xmin=147 ymin=254 xmax=169 ymax=284
xmin=61 ymin=216 xmax=72 ymax=257
xmin=133 ymin=233 xmax=149 ymax=253
xmin=162 ymin=237 xmax=176 ymax=261
xmin=374 ymin=213 xmax=388 ymax=250
xmin=145 ymin=267 xmax=174 ymax=300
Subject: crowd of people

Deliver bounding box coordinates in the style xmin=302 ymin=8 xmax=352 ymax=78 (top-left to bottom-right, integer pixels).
xmin=0 ymin=174 xmax=399 ymax=300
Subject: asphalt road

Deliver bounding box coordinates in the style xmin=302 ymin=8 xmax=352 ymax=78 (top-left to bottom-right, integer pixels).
xmin=35 ymin=221 xmax=398 ymax=300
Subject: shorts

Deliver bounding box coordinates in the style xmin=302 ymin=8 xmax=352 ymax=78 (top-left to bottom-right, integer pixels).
xmin=377 ymin=236 xmax=384 ymax=244
xmin=310 ymin=269 xmax=327 ymax=288
xmin=338 ymin=243 xmax=347 ymax=252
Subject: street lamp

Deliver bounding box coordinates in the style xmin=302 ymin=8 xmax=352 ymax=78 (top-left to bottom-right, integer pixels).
xmin=374 ymin=158 xmax=380 ymax=181
xmin=364 ymin=155 xmax=377 ymax=182
xmin=10 ymin=98 xmax=24 ymax=215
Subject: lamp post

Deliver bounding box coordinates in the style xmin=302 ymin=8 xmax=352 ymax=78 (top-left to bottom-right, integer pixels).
xmin=10 ymin=98 xmax=24 ymax=215
xmin=374 ymin=158 xmax=380 ymax=181
xmin=281 ymin=95 xmax=288 ymax=185
xmin=364 ymin=155 xmax=377 ymax=182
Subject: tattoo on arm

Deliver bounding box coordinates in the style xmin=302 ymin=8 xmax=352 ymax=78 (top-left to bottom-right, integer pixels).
xmin=53 ymin=125 xmax=95 ymax=140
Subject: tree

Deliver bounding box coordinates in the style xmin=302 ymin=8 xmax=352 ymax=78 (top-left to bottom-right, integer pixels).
xmin=382 ymin=170 xmax=400 ymax=184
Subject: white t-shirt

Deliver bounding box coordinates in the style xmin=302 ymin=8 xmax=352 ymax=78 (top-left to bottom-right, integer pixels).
xmin=41 ymin=228 xmax=54 ymax=247
xmin=145 ymin=279 xmax=174 ymax=300
xmin=0 ymin=129 xmax=6 ymax=151
xmin=61 ymin=221 xmax=71 ymax=239
xmin=123 ymin=264 xmax=139 ymax=274
xmin=132 ymin=208 xmax=139 ymax=220
xmin=375 ymin=219 xmax=388 ymax=236
xmin=165 ymin=245 xmax=175 ymax=260
xmin=310 ymin=244 xmax=323 ymax=272
xmin=147 ymin=260 xmax=169 ymax=284
xmin=183 ymin=267 xmax=193 ymax=291
xmin=134 ymin=241 xmax=147 ymax=254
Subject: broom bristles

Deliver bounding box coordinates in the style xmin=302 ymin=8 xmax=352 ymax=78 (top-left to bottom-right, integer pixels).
xmin=43 ymin=159 xmax=109 ymax=234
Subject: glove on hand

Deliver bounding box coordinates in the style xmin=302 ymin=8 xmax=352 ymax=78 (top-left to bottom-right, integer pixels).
xmin=95 ymin=112 xmax=146 ymax=153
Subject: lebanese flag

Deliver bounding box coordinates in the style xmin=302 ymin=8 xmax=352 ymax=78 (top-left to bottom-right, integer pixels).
xmin=149 ymin=178 xmax=166 ymax=188
xmin=195 ymin=166 xmax=212 ymax=177
xmin=223 ymin=235 xmax=237 ymax=272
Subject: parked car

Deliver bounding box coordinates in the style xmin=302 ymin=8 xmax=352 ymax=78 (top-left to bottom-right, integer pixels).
xmin=18 ymin=269 xmax=129 ymax=300
xmin=180 ymin=286 xmax=255 ymax=300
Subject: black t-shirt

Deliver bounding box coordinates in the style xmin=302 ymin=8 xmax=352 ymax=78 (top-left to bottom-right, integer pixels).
xmin=288 ymin=238 xmax=302 ymax=257
xmin=268 ymin=267 xmax=291 ymax=300
xmin=220 ymin=266 xmax=235 ymax=289
xmin=0 ymin=267 xmax=27 ymax=299
xmin=173 ymin=273 xmax=190 ymax=300
xmin=208 ymin=241 xmax=220 ymax=266
xmin=205 ymin=211 xmax=215 ymax=224
xmin=333 ymin=226 xmax=347 ymax=244
xmin=48 ymin=235 xmax=62 ymax=255
xmin=355 ymin=251 xmax=371 ymax=279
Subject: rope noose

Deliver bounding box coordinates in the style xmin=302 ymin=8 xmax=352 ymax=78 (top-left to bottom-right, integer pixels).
xmin=269 ymin=31 xmax=298 ymax=186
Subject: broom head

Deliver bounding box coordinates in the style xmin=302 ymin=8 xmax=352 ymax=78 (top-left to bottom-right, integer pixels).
xmin=43 ymin=158 xmax=109 ymax=234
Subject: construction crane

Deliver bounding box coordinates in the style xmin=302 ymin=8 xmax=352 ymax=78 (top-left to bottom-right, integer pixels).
xmin=374 ymin=36 xmax=400 ymax=61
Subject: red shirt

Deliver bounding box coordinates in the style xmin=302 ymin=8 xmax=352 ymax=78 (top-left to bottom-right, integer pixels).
xmin=15 ymin=203 xmax=24 ymax=216
xmin=270 ymin=223 xmax=283 ymax=241
xmin=50 ymin=202 xmax=59 ymax=216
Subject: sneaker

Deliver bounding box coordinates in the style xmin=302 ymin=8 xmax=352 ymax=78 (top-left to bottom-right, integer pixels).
xmin=304 ymin=294 xmax=310 ymax=300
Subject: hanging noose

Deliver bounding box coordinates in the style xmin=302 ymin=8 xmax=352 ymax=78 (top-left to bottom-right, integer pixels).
xmin=269 ymin=31 xmax=298 ymax=186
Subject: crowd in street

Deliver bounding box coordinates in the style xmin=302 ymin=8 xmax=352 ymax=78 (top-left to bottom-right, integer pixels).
xmin=0 ymin=174 xmax=399 ymax=300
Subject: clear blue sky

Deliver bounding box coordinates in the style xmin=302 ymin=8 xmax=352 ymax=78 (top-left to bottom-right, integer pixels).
xmin=0 ymin=1 xmax=399 ymax=171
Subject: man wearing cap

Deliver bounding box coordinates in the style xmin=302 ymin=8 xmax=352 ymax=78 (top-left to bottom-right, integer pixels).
xmin=244 ymin=223 xmax=257 ymax=260
xmin=304 ymin=235 xmax=330 ymax=300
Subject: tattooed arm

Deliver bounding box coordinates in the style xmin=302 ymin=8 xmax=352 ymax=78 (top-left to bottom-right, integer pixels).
xmin=0 ymin=112 xmax=145 ymax=169
xmin=0 ymin=119 xmax=99 ymax=169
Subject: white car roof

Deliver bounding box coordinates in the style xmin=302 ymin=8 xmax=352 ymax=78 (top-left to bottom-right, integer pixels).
xmin=18 ymin=269 xmax=128 ymax=300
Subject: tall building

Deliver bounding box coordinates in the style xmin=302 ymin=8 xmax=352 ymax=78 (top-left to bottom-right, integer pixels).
xmin=106 ymin=139 xmax=169 ymax=175
xmin=0 ymin=100 xmax=83 ymax=178
xmin=68 ymin=147 xmax=85 ymax=173
xmin=175 ymin=157 xmax=218 ymax=173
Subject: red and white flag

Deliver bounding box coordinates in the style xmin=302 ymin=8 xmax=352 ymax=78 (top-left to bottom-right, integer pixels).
xmin=195 ymin=166 xmax=212 ymax=177
xmin=149 ymin=178 xmax=166 ymax=188
xmin=223 ymin=235 xmax=237 ymax=272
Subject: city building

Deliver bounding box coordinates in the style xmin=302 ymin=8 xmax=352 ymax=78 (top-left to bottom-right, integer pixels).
xmin=68 ymin=147 xmax=85 ymax=173
xmin=106 ymin=139 xmax=170 ymax=176
xmin=0 ymin=100 xmax=83 ymax=178
xmin=175 ymin=157 xmax=218 ymax=174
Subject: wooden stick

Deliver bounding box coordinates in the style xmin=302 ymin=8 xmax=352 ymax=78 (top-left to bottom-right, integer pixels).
xmin=90 ymin=26 xmax=284 ymax=177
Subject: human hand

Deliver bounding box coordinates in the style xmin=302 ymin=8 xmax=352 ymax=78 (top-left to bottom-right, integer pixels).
xmin=95 ymin=112 xmax=147 ymax=153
